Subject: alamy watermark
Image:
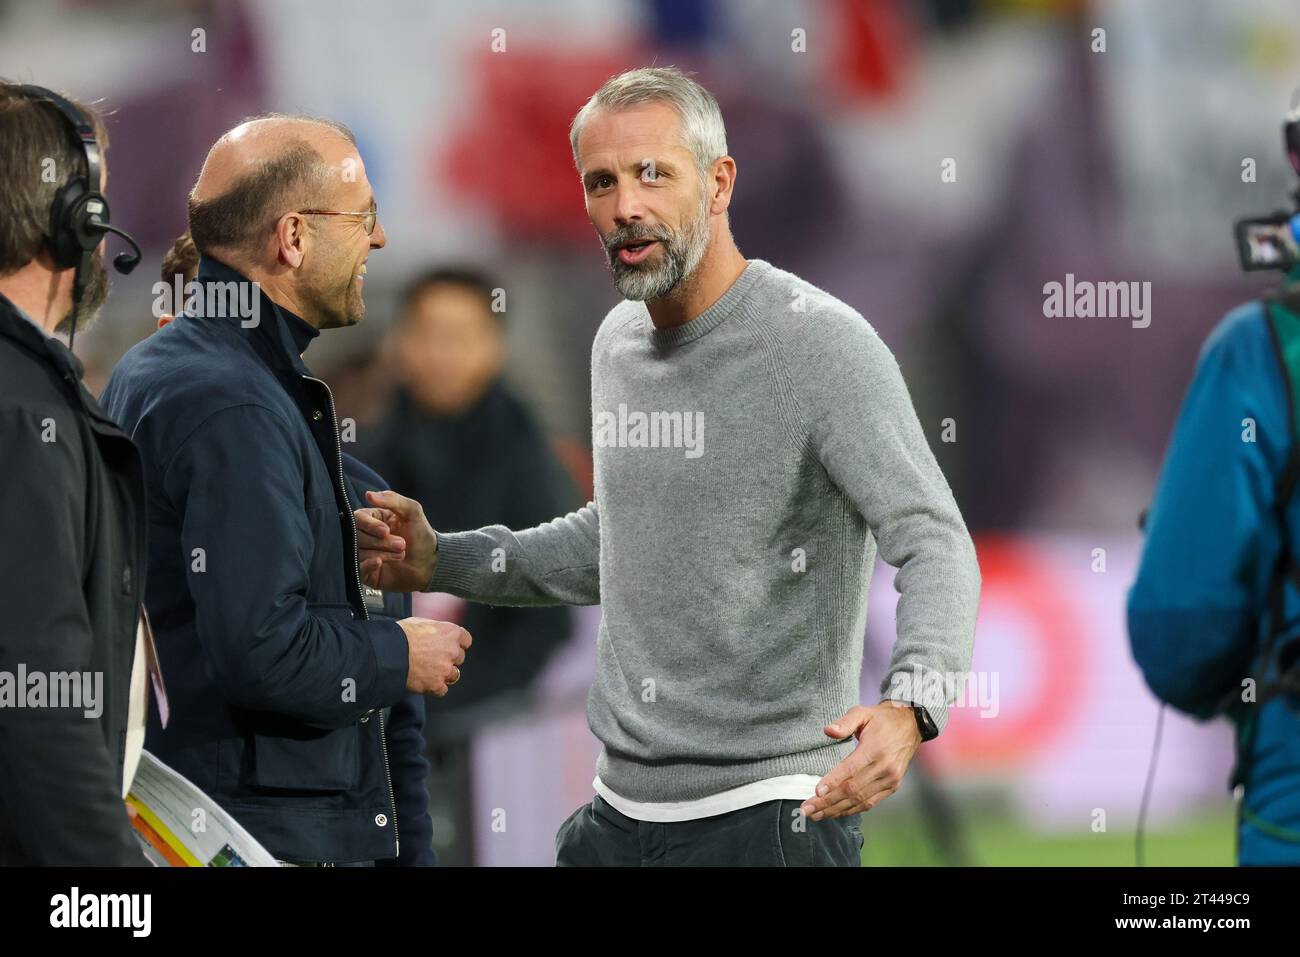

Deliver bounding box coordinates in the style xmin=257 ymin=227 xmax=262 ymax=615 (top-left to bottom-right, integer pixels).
xmin=0 ymin=664 xmax=102 ymax=718
xmin=1042 ymin=273 xmax=1151 ymax=329
xmin=50 ymin=887 xmax=150 ymax=937
xmin=884 ymin=668 xmax=999 ymax=719
xmin=593 ymin=403 xmax=704 ymax=459
xmin=151 ymin=276 xmax=261 ymax=327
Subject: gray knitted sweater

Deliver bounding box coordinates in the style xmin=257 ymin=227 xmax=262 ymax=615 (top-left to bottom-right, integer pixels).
xmin=430 ymin=259 xmax=980 ymax=802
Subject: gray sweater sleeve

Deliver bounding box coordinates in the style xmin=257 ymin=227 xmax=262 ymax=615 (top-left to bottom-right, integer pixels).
xmin=787 ymin=306 xmax=980 ymax=734
xmin=427 ymin=502 xmax=601 ymax=607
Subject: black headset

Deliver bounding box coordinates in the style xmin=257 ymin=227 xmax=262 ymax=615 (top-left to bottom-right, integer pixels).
xmin=16 ymin=84 xmax=142 ymax=348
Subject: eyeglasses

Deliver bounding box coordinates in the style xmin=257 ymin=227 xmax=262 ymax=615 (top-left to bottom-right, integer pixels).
xmin=298 ymin=200 xmax=378 ymax=235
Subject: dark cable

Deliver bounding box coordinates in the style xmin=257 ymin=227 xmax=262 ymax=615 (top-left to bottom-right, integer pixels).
xmin=67 ymin=258 xmax=84 ymax=353
xmin=1136 ymin=702 xmax=1166 ymax=867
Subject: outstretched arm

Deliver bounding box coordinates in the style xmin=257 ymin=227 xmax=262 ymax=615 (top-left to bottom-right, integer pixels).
xmin=356 ymin=489 xmax=601 ymax=606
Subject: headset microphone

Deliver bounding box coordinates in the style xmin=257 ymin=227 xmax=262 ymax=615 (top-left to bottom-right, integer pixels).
xmin=102 ymin=223 xmax=143 ymax=274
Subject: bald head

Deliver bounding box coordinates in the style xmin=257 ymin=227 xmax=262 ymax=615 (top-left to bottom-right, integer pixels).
xmin=193 ymin=116 xmax=351 ymax=202
xmin=187 ymin=114 xmax=357 ymax=260
xmin=183 ymin=112 xmax=385 ymax=331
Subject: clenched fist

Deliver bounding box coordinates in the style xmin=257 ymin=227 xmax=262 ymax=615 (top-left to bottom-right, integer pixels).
xmin=398 ymin=617 xmax=471 ymax=696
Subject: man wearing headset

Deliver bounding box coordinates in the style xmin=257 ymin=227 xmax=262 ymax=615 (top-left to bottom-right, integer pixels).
xmin=0 ymin=81 xmax=149 ymax=865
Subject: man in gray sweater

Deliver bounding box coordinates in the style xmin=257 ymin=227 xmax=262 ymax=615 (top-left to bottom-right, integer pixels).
xmin=356 ymin=67 xmax=980 ymax=866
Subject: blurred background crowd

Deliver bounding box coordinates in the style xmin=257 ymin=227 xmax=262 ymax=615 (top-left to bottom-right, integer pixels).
xmin=5 ymin=0 xmax=1299 ymax=864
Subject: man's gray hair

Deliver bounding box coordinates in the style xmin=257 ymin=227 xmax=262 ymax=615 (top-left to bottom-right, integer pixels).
xmin=569 ymin=66 xmax=728 ymax=176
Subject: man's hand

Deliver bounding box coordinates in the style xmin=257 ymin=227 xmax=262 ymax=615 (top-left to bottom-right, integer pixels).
xmin=355 ymin=489 xmax=438 ymax=593
xmin=398 ymin=617 xmax=471 ymax=696
xmin=800 ymin=700 xmax=922 ymax=821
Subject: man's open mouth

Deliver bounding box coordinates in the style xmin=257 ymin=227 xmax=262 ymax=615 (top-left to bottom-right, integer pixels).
xmin=616 ymin=239 xmax=659 ymax=266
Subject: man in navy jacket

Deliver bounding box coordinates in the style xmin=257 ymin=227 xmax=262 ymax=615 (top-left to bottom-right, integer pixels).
xmin=102 ymin=117 xmax=469 ymax=864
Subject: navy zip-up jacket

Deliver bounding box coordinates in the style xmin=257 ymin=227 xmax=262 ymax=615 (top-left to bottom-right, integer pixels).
xmin=342 ymin=453 xmax=436 ymax=867
xmin=1129 ymin=294 xmax=1300 ymax=864
xmin=101 ymin=256 xmax=413 ymax=863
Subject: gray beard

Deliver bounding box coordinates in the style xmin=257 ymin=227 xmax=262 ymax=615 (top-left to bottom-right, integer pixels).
xmin=609 ymin=195 xmax=712 ymax=302
xmin=54 ymin=252 xmax=110 ymax=337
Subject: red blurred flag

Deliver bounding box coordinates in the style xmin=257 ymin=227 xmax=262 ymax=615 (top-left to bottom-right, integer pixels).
xmin=441 ymin=48 xmax=646 ymax=244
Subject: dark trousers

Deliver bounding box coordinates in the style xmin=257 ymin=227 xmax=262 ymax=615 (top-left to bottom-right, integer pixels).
xmin=556 ymin=794 xmax=863 ymax=866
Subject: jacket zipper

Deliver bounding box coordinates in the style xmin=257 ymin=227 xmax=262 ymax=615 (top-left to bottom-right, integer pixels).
xmin=301 ymin=374 xmax=400 ymax=860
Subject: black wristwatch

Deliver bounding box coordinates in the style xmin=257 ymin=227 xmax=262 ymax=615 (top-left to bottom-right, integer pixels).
xmin=913 ymin=705 xmax=938 ymax=743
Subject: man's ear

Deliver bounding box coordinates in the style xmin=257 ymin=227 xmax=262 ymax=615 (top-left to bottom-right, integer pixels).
xmin=274 ymin=213 xmax=308 ymax=269
xmin=710 ymin=156 xmax=737 ymax=215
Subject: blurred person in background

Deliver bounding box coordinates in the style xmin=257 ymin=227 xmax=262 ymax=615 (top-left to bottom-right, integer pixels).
xmin=101 ymin=117 xmax=470 ymax=866
xmin=151 ymin=231 xmax=438 ymax=865
xmin=355 ymin=66 xmax=980 ymax=867
xmin=357 ymin=267 xmax=579 ymax=865
xmin=0 ymin=81 xmax=149 ymax=865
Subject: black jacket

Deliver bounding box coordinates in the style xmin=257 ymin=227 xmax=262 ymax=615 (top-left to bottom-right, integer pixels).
xmin=0 ymin=293 xmax=147 ymax=866
xmin=101 ymin=257 xmax=411 ymax=863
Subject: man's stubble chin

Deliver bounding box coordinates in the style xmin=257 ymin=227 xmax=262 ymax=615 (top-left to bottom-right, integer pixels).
xmin=54 ymin=252 xmax=111 ymax=337
xmin=308 ymin=276 xmax=364 ymax=330
xmin=345 ymin=283 xmax=366 ymax=326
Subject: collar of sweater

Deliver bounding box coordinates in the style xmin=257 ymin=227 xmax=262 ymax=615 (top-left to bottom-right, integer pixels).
xmin=646 ymin=259 xmax=769 ymax=349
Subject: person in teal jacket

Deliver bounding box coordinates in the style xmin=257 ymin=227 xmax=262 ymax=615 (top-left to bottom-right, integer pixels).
xmin=1129 ymin=270 xmax=1300 ymax=865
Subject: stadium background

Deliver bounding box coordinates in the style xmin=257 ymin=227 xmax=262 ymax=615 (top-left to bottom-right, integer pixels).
xmin=5 ymin=0 xmax=1298 ymax=865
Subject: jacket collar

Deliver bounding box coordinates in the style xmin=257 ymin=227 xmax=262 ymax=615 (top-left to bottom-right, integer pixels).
xmin=192 ymin=256 xmax=319 ymax=378
xmin=0 ymin=292 xmax=127 ymax=434
xmin=0 ymin=291 xmax=83 ymax=375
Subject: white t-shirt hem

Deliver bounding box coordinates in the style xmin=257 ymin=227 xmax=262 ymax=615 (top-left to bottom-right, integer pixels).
xmin=592 ymin=773 xmax=821 ymax=823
